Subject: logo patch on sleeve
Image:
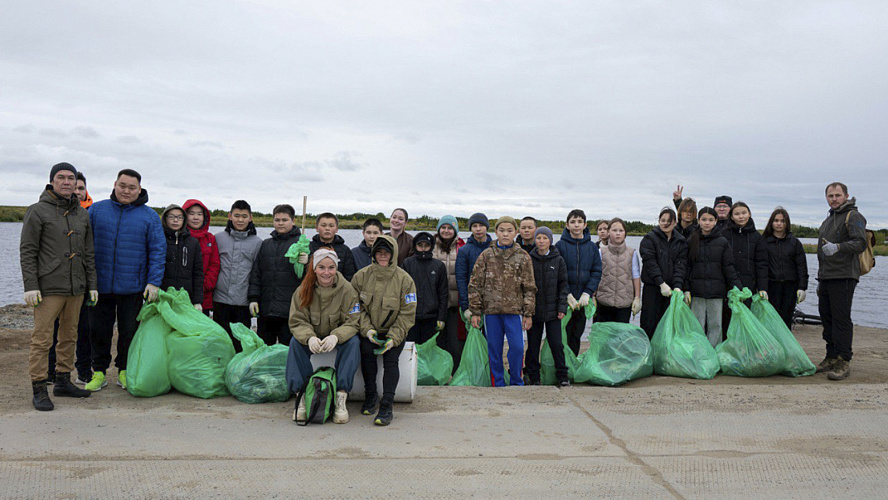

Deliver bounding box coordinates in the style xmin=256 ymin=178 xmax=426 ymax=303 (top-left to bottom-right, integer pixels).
xmin=349 ymin=302 xmax=360 ymax=314
xmin=405 ymin=293 xmax=417 ymax=304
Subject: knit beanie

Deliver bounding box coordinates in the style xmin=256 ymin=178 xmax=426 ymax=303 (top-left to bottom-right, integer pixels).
xmin=468 ymin=213 xmax=489 ymax=230
xmin=436 ymin=215 xmax=459 ymax=233
xmin=534 ymin=226 xmax=554 ymax=245
xmin=714 ymin=195 xmax=733 ymax=208
xmin=49 ymin=162 xmax=77 ymax=181
xmin=495 ymin=216 xmax=517 ymax=231
xmin=312 ymin=248 xmax=340 ymax=270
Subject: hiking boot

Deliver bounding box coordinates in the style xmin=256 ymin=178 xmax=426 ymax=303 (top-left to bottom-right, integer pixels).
xmin=827 ymin=357 xmax=851 ymax=381
xmin=559 ymin=379 xmax=571 ymax=387
xmin=32 ymin=381 xmax=54 ymax=411
xmin=293 ymin=395 xmax=306 ymax=422
xmin=116 ymin=370 xmax=127 ymax=389
xmin=84 ymin=371 xmax=107 ymax=391
xmin=816 ymin=357 xmax=837 ymax=373
xmin=53 ymin=372 xmax=91 ymax=398
xmin=361 ymin=393 xmax=379 ymax=416
xmin=333 ymin=391 xmax=349 ymax=424
xmin=374 ymin=398 xmax=394 ymax=426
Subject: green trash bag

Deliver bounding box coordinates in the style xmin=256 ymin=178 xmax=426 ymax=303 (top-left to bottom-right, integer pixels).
xmin=574 ymin=322 xmax=653 ymax=386
xmin=158 ymin=288 xmax=236 ymax=398
xmin=416 ymin=332 xmax=454 ymax=386
xmin=750 ymin=294 xmax=816 ymax=377
xmin=224 ymin=323 xmax=290 ymax=403
xmin=717 ymin=288 xmax=786 ymax=377
xmin=285 ymin=235 xmax=312 ymax=278
xmin=126 ymin=301 xmax=172 ymax=397
xmin=651 ymin=290 xmax=720 ymax=379
xmin=449 ymin=321 xmax=491 ymax=387
xmin=540 ymin=308 xmax=581 ymax=385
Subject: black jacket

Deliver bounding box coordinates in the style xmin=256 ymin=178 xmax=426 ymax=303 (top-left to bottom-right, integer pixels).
xmin=516 ymin=235 xmax=535 ymax=254
xmin=161 ymin=227 xmax=204 ymax=304
xmin=529 ymin=247 xmax=569 ymax=321
xmin=765 ymin=233 xmax=809 ymax=288
xmin=722 ymin=219 xmax=769 ymax=293
xmin=639 ymin=228 xmax=688 ymax=289
xmin=402 ymin=253 xmax=448 ymax=322
xmin=248 ymin=227 xmax=302 ymax=318
xmin=676 ymin=221 xmax=699 ymax=239
xmin=309 ymin=234 xmax=357 ymax=281
xmin=688 ymin=232 xmax=741 ymax=299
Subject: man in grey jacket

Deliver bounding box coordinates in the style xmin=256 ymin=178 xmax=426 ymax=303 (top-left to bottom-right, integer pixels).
xmin=816 ymin=182 xmax=868 ymax=381
xmin=213 ymin=200 xmax=263 ymax=351
xmin=20 ymin=163 xmax=96 ymax=410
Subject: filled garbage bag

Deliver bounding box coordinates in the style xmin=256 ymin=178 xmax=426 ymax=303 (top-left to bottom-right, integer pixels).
xmin=540 ymin=308 xmax=582 ymax=385
xmin=285 ymin=235 xmax=312 ymax=278
xmin=416 ymin=332 xmax=454 ymax=386
xmin=126 ymin=300 xmax=172 ymax=397
xmin=651 ymin=290 xmax=720 ymax=379
xmin=158 ymin=288 xmax=236 ymax=398
xmin=449 ymin=322 xmax=491 ymax=387
xmin=224 ymin=323 xmax=290 ymax=403
xmin=574 ymin=322 xmax=653 ymax=386
xmin=717 ymin=288 xmax=786 ymax=377
xmin=750 ymin=294 xmax=815 ymax=377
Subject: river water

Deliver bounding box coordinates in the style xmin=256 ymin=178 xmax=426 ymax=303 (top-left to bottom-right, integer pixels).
xmin=2 ymin=222 xmax=885 ymax=328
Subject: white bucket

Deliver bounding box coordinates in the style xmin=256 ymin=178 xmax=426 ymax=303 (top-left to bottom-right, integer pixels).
xmin=310 ymin=341 xmax=417 ymax=403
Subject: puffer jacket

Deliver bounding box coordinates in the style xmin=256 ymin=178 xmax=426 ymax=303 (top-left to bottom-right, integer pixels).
xmin=160 ymin=206 xmax=204 ymax=304
xmin=455 ymin=234 xmax=492 ymax=311
xmin=20 ymin=186 xmax=97 ymax=295
xmin=529 ymin=247 xmax=569 ymax=321
xmin=766 ymin=233 xmax=809 ymax=288
xmin=554 ymin=228 xmax=603 ymax=298
xmin=351 ymin=235 xmax=417 ymax=346
xmin=432 ymin=236 xmax=465 ymax=308
xmin=90 ymin=189 xmax=165 ymax=295
xmin=213 ymin=221 xmax=262 ymax=306
xmin=352 ymin=240 xmax=372 ymax=271
xmin=309 ymin=234 xmax=357 ymax=281
xmin=817 ymin=198 xmax=868 ymax=281
xmin=722 ymin=219 xmax=768 ymax=293
xmin=639 ymin=227 xmax=688 ymax=289
xmin=468 ymin=242 xmax=537 ymax=317
xmin=248 ymin=226 xmax=302 ymax=318
xmin=403 ymin=250 xmax=448 ymax=322
xmin=688 ymin=231 xmax=741 ymax=299
xmin=182 ymin=199 xmax=220 ymax=310
xmin=676 ymin=221 xmax=698 ymax=239
xmin=288 ymin=271 xmax=361 ymax=345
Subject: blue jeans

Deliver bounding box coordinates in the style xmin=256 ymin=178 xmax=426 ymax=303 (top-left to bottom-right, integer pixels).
xmin=285 ymin=335 xmax=360 ymax=393
xmin=484 ymin=314 xmax=524 ymax=387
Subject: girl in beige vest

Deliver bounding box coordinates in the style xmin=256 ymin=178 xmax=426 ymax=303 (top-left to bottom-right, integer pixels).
xmin=596 ymin=219 xmax=641 ymax=323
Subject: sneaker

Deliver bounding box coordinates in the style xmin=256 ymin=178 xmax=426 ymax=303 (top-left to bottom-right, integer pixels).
xmin=32 ymin=381 xmax=54 ymax=411
xmin=293 ymin=395 xmax=306 ymax=422
xmin=76 ymin=372 xmax=92 ymax=386
xmin=374 ymin=400 xmax=393 ymax=426
xmin=827 ymin=357 xmax=851 ymax=381
xmin=116 ymin=370 xmax=127 ymax=389
xmin=53 ymin=372 xmax=91 ymax=398
xmin=559 ymin=380 xmax=571 ymax=387
xmin=333 ymin=391 xmax=349 ymax=424
xmin=816 ymin=357 xmax=837 ymax=373
xmin=361 ymin=393 xmax=379 ymax=416
xmin=85 ymin=371 xmax=107 ymax=392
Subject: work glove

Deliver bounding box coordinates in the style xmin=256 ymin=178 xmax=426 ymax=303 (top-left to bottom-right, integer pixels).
xmin=631 ymin=297 xmax=641 ymax=316
xmin=297 ymin=253 xmax=309 ymax=265
xmin=673 ymin=288 xmax=682 ymax=296
xmin=659 ymin=283 xmax=671 ymax=297
xmin=797 ymin=290 xmax=806 ymax=304
xmin=249 ymin=302 xmax=260 ymax=317
xmin=143 ymin=284 xmax=160 ymax=303
xmin=821 ymin=240 xmax=839 ymax=257
xmin=567 ymin=294 xmax=578 ymax=310
xmin=194 ymin=303 xmax=203 ymax=312
xmin=308 ymin=337 xmax=323 ymax=354
xmin=373 ymin=338 xmax=394 ymax=355
xmin=436 ymin=321 xmax=445 ymax=331
xmin=684 ymin=292 xmax=692 ymax=305
xmin=24 ymin=290 xmax=42 ymax=307
xmin=759 ymin=291 xmax=769 ymax=301
xmin=320 ymin=335 xmax=338 ymax=353
xmin=462 ymin=309 xmax=472 ymax=324
xmin=88 ymin=290 xmax=99 ymax=306
xmin=367 ymin=329 xmax=380 ymax=344
xmin=578 ymin=292 xmax=591 ymax=307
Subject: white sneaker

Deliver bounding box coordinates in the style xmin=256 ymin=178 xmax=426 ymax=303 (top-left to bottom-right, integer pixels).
xmin=294 ymin=395 xmax=307 ymax=422
xmin=333 ymin=391 xmax=349 ymax=424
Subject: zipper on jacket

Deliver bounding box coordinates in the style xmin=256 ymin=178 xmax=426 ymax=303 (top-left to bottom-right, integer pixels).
xmin=381 ymin=310 xmax=395 ymax=329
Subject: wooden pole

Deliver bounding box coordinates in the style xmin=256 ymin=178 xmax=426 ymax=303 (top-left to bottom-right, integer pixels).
xmin=301 ymin=196 xmax=307 ymax=232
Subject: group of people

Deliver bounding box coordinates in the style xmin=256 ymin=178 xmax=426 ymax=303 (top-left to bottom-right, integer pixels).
xmin=21 ymin=164 xmax=870 ymax=426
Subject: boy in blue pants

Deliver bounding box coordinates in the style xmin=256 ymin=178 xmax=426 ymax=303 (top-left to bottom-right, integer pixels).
xmin=468 ymin=217 xmax=537 ymax=386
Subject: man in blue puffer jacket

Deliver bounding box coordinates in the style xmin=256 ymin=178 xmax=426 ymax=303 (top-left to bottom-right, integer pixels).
xmin=555 ymin=209 xmax=603 ymax=356
xmin=85 ymin=169 xmax=165 ymax=392
xmin=455 ymin=213 xmax=492 ymax=324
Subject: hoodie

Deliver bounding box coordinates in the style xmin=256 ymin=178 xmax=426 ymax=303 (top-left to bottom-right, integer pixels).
xmin=352 ymin=239 xmax=373 ymax=271
xmin=182 ymin=199 xmax=220 ymax=310
xmin=160 ymin=205 xmax=204 ymax=304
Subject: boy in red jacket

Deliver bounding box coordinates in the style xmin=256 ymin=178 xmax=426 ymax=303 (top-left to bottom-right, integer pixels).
xmin=183 ymin=199 xmax=220 ymax=316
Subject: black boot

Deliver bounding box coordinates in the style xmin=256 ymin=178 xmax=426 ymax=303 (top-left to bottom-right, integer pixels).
xmin=374 ymin=398 xmax=394 ymax=426
xmin=361 ymin=392 xmax=379 ymax=416
xmin=32 ymin=381 xmax=54 ymax=411
xmin=54 ymin=372 xmax=91 ymax=398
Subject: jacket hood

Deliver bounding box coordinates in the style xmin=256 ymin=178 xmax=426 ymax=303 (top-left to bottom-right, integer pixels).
xmin=371 ymin=234 xmax=398 ymax=267
xmin=560 ymin=227 xmax=591 ymax=244
xmin=40 ymin=185 xmax=79 ymax=208
xmin=357 ymin=239 xmax=372 ymax=253
xmin=530 ymin=246 xmax=562 ymax=261
xmin=726 ymin=218 xmax=758 ymax=234
xmin=225 ymin=219 xmax=257 ymax=236
xmin=110 ymin=188 xmax=149 ymax=207
xmin=830 ymin=197 xmax=858 ymax=216
xmin=271 ymin=226 xmax=301 ymax=241
xmin=80 ymin=189 xmax=93 ymax=209
xmin=312 ymin=233 xmax=345 ymax=246
xmin=182 ymin=199 xmax=211 ymax=233
xmin=161 ymin=204 xmax=190 ymax=237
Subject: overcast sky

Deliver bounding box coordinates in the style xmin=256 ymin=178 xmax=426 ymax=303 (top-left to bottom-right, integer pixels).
xmin=2 ymin=1 xmax=886 ymax=227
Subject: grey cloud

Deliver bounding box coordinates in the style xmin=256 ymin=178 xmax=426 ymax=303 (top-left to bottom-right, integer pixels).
xmin=13 ymin=125 xmax=32 ymax=133
xmin=190 ymin=141 xmax=224 ymax=149
xmin=117 ymin=136 xmax=141 ymax=144
xmin=39 ymin=128 xmax=67 ymax=138
xmin=72 ymin=127 xmax=100 ymax=139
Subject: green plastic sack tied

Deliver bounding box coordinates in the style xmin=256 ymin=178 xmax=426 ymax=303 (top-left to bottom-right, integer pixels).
xmin=449 ymin=320 xmax=491 ymax=386
xmin=718 ymin=287 xmax=786 ymax=377
xmin=651 ymin=289 xmax=720 ymax=379
xmin=159 ymin=288 xmax=236 ymax=398
xmin=126 ymin=300 xmax=172 ymax=397
xmin=416 ymin=332 xmax=454 ymax=386
xmin=540 ymin=308 xmax=581 ymax=385
xmin=750 ymin=294 xmax=815 ymax=377
xmin=285 ymin=235 xmax=312 ymax=278
xmin=575 ymin=322 xmax=653 ymax=386
xmin=224 ymin=323 xmax=290 ymax=403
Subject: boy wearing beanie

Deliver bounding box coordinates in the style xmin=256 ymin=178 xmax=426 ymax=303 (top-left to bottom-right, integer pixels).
xmin=468 ymin=217 xmax=537 ymax=386
xmin=456 ymin=213 xmax=493 ymax=322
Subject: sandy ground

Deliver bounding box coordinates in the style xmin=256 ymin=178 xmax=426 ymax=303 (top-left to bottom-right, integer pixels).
xmin=2 ymin=303 xmax=888 ymax=498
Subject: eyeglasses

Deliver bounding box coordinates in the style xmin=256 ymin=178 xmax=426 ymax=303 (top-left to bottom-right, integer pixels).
xmin=167 ymin=215 xmax=184 ymax=221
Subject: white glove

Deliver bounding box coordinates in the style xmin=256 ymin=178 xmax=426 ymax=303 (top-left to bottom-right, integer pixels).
xmin=297 ymin=253 xmax=309 ymax=265
xmin=24 ymin=290 xmax=42 ymax=307
xmin=194 ymin=303 xmax=203 ymax=312
xmin=631 ymin=297 xmax=641 ymax=316
xmin=462 ymin=310 xmax=472 ymax=324
xmin=436 ymin=321 xmax=445 ymax=331
xmin=797 ymin=290 xmax=806 ymax=304
xmin=684 ymin=292 xmax=692 ymax=305
xmin=249 ymin=302 xmax=260 ymax=317
xmin=659 ymin=283 xmax=671 ymax=297
xmin=308 ymin=337 xmax=323 ymax=354
xmin=143 ymin=284 xmax=160 ymax=302
xmin=822 ymin=241 xmax=839 ymax=257
xmin=88 ymin=290 xmax=99 ymax=305
xmin=759 ymin=291 xmax=768 ymax=301
xmin=567 ymin=294 xmax=578 ymax=310
xmin=320 ymin=335 xmax=338 ymax=353
xmin=578 ymin=292 xmax=591 ymax=307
